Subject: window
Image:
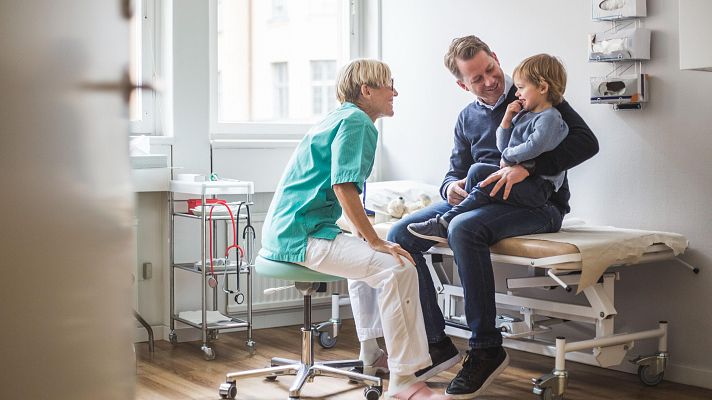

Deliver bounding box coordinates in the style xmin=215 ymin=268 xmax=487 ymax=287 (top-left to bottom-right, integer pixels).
xmin=271 ymin=0 xmax=288 ymax=20
xmin=210 ymin=0 xmax=360 ymax=137
xmin=129 ymin=0 xmax=158 ymax=134
xmin=272 ymin=62 xmax=289 ymax=118
xmin=308 ymin=0 xmax=338 ymax=16
xmin=311 ymin=60 xmax=336 ymax=115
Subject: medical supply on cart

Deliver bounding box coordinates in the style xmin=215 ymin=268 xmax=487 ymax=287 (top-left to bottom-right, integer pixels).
xmin=179 ymin=310 xmax=232 ymax=325
xmin=186 ymin=198 xmax=225 ymax=214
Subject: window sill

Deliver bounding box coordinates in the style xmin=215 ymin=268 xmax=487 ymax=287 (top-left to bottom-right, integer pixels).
xmin=210 ymin=138 xmax=300 ymax=149
xmin=130 ymin=135 xmax=175 ymax=145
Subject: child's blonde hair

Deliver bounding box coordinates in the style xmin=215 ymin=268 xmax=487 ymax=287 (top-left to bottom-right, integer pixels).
xmin=513 ymin=54 xmax=567 ymax=105
xmin=336 ymin=59 xmax=392 ymax=104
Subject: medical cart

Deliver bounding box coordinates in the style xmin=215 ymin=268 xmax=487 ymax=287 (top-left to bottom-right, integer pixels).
xmin=168 ymin=179 xmax=255 ymax=360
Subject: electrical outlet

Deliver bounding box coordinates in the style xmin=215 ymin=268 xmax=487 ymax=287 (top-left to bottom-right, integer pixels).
xmin=142 ymin=262 xmax=152 ymax=280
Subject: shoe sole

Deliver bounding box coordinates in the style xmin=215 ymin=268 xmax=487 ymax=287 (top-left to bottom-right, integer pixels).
xmin=447 ymin=352 xmax=510 ymax=399
xmin=416 ymin=351 xmax=462 ymax=381
xmin=406 ymin=225 xmax=449 ymax=244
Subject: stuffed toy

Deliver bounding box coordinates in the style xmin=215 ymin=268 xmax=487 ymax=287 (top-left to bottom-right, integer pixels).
xmin=386 ymin=196 xmax=407 ymax=218
xmin=386 ymin=194 xmax=432 ymax=219
xmin=405 ymin=194 xmax=432 ymax=215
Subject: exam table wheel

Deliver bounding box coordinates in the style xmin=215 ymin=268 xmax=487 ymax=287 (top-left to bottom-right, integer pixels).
xmin=202 ymin=345 xmax=216 ymax=361
xmin=537 ymin=387 xmax=564 ymax=400
xmin=318 ymin=331 xmax=337 ymax=349
xmin=218 ymin=381 xmax=237 ymax=399
xmin=364 ymin=385 xmax=382 ymax=400
xmin=638 ymin=364 xmax=664 ymax=386
xmin=168 ymin=331 xmax=178 ymax=344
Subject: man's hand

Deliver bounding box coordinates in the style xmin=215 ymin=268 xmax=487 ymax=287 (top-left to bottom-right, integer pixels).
xmin=369 ymin=239 xmax=416 ymax=266
xmin=479 ymin=164 xmax=529 ymax=200
xmin=446 ymin=179 xmax=468 ymax=205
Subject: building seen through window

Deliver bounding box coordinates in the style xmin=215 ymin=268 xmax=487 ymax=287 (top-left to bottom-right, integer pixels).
xmin=311 ymin=60 xmax=336 ymax=115
xmin=216 ymin=0 xmax=346 ymax=124
xmin=272 ymin=62 xmax=289 ymax=118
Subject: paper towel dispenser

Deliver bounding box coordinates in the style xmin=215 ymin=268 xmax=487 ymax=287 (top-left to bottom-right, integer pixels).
xmin=589 ymin=28 xmax=651 ymax=61
xmin=590 ymin=74 xmax=648 ymax=104
xmin=592 ymin=0 xmax=647 ymax=21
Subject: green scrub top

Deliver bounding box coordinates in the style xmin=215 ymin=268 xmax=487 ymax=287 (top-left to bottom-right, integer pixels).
xmin=259 ymin=102 xmax=378 ymax=263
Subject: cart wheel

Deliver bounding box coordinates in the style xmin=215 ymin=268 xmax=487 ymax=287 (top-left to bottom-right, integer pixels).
xmin=218 ymin=381 xmax=237 ymax=399
xmin=638 ymin=364 xmax=664 ymax=386
xmin=203 ymin=346 xmax=216 ymax=361
xmin=538 ymin=387 xmax=564 ymax=400
xmin=208 ymin=329 xmax=219 ymax=341
xmin=168 ymin=331 xmax=178 ymax=344
xmin=318 ymin=331 xmax=337 ymax=349
xmin=246 ymin=340 xmax=256 ymax=355
xmin=364 ymin=385 xmax=382 ymax=400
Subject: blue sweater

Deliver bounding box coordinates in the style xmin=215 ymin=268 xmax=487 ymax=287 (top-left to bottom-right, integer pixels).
xmin=496 ymin=107 xmax=569 ymax=191
xmin=440 ymin=86 xmax=598 ymax=214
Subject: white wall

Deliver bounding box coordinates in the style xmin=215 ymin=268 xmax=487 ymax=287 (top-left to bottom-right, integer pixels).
xmin=380 ymin=0 xmax=712 ymax=388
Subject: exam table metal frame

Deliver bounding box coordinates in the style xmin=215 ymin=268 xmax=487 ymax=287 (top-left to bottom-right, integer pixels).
xmin=425 ymin=243 xmax=698 ymax=399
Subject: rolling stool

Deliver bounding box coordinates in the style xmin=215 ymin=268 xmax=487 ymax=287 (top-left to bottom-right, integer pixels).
xmin=219 ymin=256 xmax=383 ymax=400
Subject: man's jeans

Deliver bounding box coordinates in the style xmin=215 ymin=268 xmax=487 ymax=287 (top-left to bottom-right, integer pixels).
xmin=388 ymin=200 xmax=563 ymax=349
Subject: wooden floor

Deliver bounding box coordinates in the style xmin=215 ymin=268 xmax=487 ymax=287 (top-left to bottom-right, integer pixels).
xmin=136 ymin=320 xmax=711 ymax=400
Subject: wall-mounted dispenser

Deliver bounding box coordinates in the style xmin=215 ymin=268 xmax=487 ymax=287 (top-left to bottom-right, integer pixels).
xmin=588 ymin=27 xmax=651 ymax=61
xmin=592 ymin=0 xmax=647 ymax=21
xmin=589 ymin=0 xmax=648 ymax=110
xmin=590 ymin=74 xmax=647 ymax=109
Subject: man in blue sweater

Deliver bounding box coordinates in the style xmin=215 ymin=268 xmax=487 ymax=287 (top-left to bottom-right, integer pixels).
xmin=388 ymin=36 xmax=598 ymax=398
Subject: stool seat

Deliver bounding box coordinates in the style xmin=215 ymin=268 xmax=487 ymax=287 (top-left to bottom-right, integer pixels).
xmin=254 ymin=256 xmax=342 ymax=282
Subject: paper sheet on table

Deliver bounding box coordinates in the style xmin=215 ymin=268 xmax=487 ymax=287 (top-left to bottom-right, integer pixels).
xmin=521 ymin=225 xmax=688 ymax=292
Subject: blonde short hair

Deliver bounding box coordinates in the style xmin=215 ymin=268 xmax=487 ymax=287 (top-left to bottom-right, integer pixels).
xmin=336 ymin=59 xmax=392 ymax=104
xmin=513 ymin=54 xmax=567 ymax=105
xmin=444 ymin=35 xmax=493 ymax=79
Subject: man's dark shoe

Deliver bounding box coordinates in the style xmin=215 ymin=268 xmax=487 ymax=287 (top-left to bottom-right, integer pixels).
xmin=415 ymin=336 xmax=462 ymax=380
xmin=407 ymin=216 xmax=448 ymax=243
xmin=446 ymin=347 xmax=509 ymax=399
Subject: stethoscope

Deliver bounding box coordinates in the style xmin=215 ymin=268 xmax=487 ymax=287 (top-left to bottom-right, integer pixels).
xmin=206 ymin=200 xmax=246 ymax=304
xmin=232 ymin=204 xmax=255 ymax=304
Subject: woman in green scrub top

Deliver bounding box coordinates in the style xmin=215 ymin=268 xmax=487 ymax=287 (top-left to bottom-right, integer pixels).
xmin=260 ymin=59 xmax=449 ymax=399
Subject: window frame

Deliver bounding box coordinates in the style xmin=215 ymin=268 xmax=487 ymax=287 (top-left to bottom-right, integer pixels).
xmin=129 ymin=0 xmax=159 ymax=135
xmin=208 ymin=0 xmax=363 ymax=139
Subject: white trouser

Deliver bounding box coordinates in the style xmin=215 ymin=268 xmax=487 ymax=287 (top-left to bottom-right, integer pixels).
xmin=298 ymin=233 xmax=431 ymax=375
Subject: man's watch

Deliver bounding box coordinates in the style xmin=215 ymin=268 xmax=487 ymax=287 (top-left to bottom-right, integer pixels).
xmin=519 ymin=160 xmax=536 ymax=175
